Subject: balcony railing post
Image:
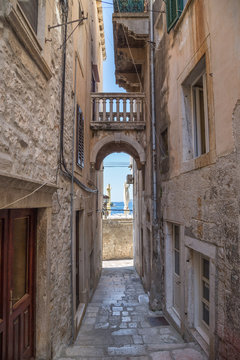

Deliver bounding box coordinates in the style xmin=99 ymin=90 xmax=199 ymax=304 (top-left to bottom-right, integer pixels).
xmin=123 ymin=98 xmax=126 ymax=122
xmin=116 ymin=98 xmax=120 ymax=122
xmin=103 ymin=98 xmax=106 ymax=122
xmin=91 ymin=96 xmax=94 ymax=122
xmin=110 ymin=98 xmax=113 ymax=122
xmin=95 ymin=97 xmax=99 ymax=122
xmin=137 ymin=98 xmax=141 ymax=122
xmin=130 ymin=98 xmax=133 ymax=122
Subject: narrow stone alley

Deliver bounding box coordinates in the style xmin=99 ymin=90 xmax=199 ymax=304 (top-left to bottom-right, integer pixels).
xmin=58 ymin=261 xmax=207 ymax=360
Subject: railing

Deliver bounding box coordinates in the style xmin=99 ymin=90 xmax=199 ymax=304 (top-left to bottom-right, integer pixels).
xmin=113 ymin=0 xmax=145 ymax=13
xmin=91 ymin=93 xmax=145 ymax=123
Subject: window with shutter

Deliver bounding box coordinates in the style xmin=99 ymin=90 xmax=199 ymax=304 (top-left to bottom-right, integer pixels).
xmin=166 ymin=0 xmax=184 ymax=32
xmin=18 ymin=0 xmax=38 ymax=33
xmin=76 ymin=106 xmax=84 ymax=168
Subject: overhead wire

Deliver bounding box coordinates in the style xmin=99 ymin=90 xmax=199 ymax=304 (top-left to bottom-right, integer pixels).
xmin=58 ymin=1 xmax=98 ymax=194
xmin=100 ymin=1 xmax=168 ymax=156
xmin=114 ymin=0 xmax=168 ymax=157
xmin=0 ymin=182 xmax=48 ymax=209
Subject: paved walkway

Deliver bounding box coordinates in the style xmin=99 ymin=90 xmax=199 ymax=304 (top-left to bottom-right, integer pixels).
xmin=58 ymin=260 xmax=207 ymax=360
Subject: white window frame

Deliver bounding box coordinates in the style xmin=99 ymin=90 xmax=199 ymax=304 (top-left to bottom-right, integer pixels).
xmin=192 ymin=252 xmax=210 ymax=343
xmin=185 ymin=236 xmax=216 ymax=352
xmin=165 ymin=222 xmax=183 ymax=328
xmin=191 ymin=72 xmax=209 ymax=158
xmin=200 ymin=255 xmax=210 ymax=331
xmin=173 ymin=224 xmax=181 ymax=315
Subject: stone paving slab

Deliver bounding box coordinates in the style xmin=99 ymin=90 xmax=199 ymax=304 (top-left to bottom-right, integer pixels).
xmin=56 ymin=260 xmax=207 ymax=360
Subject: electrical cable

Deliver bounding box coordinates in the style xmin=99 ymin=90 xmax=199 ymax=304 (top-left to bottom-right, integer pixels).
xmin=0 ymin=182 xmax=48 ymax=210
xmin=113 ymin=0 xmax=168 ymax=222
xmin=114 ymin=0 xmax=168 ymax=157
xmin=58 ymin=2 xmax=98 ymax=194
xmin=59 ymin=18 xmax=85 ymax=49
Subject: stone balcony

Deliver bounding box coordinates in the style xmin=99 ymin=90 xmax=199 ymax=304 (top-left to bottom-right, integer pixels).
xmin=90 ymin=93 xmax=145 ymax=131
xmin=112 ymin=1 xmax=149 ymax=92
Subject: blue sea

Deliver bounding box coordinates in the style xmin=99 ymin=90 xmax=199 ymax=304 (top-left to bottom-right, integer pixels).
xmin=110 ymin=200 xmax=133 ymax=215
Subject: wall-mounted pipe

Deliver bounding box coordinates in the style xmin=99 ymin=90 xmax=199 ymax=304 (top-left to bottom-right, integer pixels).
xmin=150 ymin=0 xmax=157 ymax=222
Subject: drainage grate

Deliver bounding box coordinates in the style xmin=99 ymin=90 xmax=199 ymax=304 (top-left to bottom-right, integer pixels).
xmin=147 ymin=316 xmax=169 ymax=327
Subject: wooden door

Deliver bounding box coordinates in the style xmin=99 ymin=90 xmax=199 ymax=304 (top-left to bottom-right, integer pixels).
xmin=0 ymin=209 xmax=35 ymax=360
xmin=0 ymin=211 xmax=8 ymax=359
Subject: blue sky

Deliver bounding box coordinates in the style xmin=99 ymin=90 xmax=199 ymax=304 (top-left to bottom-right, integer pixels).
xmin=102 ymin=3 xmax=133 ymax=202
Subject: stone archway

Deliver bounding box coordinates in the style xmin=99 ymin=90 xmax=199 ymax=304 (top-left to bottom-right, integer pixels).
xmin=90 ymin=134 xmax=146 ymax=170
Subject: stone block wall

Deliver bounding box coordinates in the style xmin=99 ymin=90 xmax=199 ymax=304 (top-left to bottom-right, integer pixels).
xmin=103 ymin=218 xmax=133 ymax=260
xmin=0 ymin=0 xmax=105 ymax=358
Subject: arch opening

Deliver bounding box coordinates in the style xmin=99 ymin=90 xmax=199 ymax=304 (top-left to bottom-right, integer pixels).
xmin=90 ymin=134 xmax=145 ymax=171
xmin=102 ymin=152 xmax=134 ymax=266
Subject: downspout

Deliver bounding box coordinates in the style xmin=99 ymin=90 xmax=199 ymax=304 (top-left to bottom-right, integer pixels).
xmin=150 ymin=0 xmax=157 ymax=222
xmin=70 ymin=54 xmax=78 ymax=343
xmin=59 ymin=0 xmax=75 ymax=343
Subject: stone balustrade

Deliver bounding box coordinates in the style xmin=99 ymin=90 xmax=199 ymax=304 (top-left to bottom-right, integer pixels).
xmin=91 ymin=93 xmax=145 ymax=125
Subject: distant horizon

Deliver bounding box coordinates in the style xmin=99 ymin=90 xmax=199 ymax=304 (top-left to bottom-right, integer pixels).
xmin=111 ymin=200 xmax=133 ymax=203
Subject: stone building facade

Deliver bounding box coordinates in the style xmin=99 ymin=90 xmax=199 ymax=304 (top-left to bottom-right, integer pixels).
xmin=149 ymin=0 xmax=240 ymax=359
xmin=0 ymin=0 xmax=105 ymax=358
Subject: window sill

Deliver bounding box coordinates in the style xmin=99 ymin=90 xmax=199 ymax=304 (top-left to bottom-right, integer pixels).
xmin=181 ymin=149 xmax=216 ymax=173
xmin=5 ymin=3 xmax=52 ymax=80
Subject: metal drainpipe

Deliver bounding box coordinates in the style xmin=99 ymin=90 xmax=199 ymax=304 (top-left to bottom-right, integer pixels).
xmin=150 ymin=0 xmax=157 ymax=222
xmin=70 ymin=54 xmax=77 ymax=343
xmin=59 ymin=0 xmax=75 ymax=343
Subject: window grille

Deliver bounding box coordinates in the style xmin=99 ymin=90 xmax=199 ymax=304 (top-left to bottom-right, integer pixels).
xmin=76 ymin=105 xmax=84 ymax=168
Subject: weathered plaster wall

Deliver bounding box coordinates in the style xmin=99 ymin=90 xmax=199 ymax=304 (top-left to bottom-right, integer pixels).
xmin=103 ymin=218 xmax=133 ymax=260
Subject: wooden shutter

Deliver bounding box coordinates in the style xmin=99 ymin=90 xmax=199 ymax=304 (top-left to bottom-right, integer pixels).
xmin=76 ymin=106 xmax=84 ymax=168
xmin=166 ymin=0 xmax=183 ymax=33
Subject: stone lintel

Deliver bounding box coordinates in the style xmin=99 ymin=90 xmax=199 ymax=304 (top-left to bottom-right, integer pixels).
xmin=90 ymin=122 xmax=146 ymax=131
xmin=0 ymin=171 xmax=58 ymax=209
